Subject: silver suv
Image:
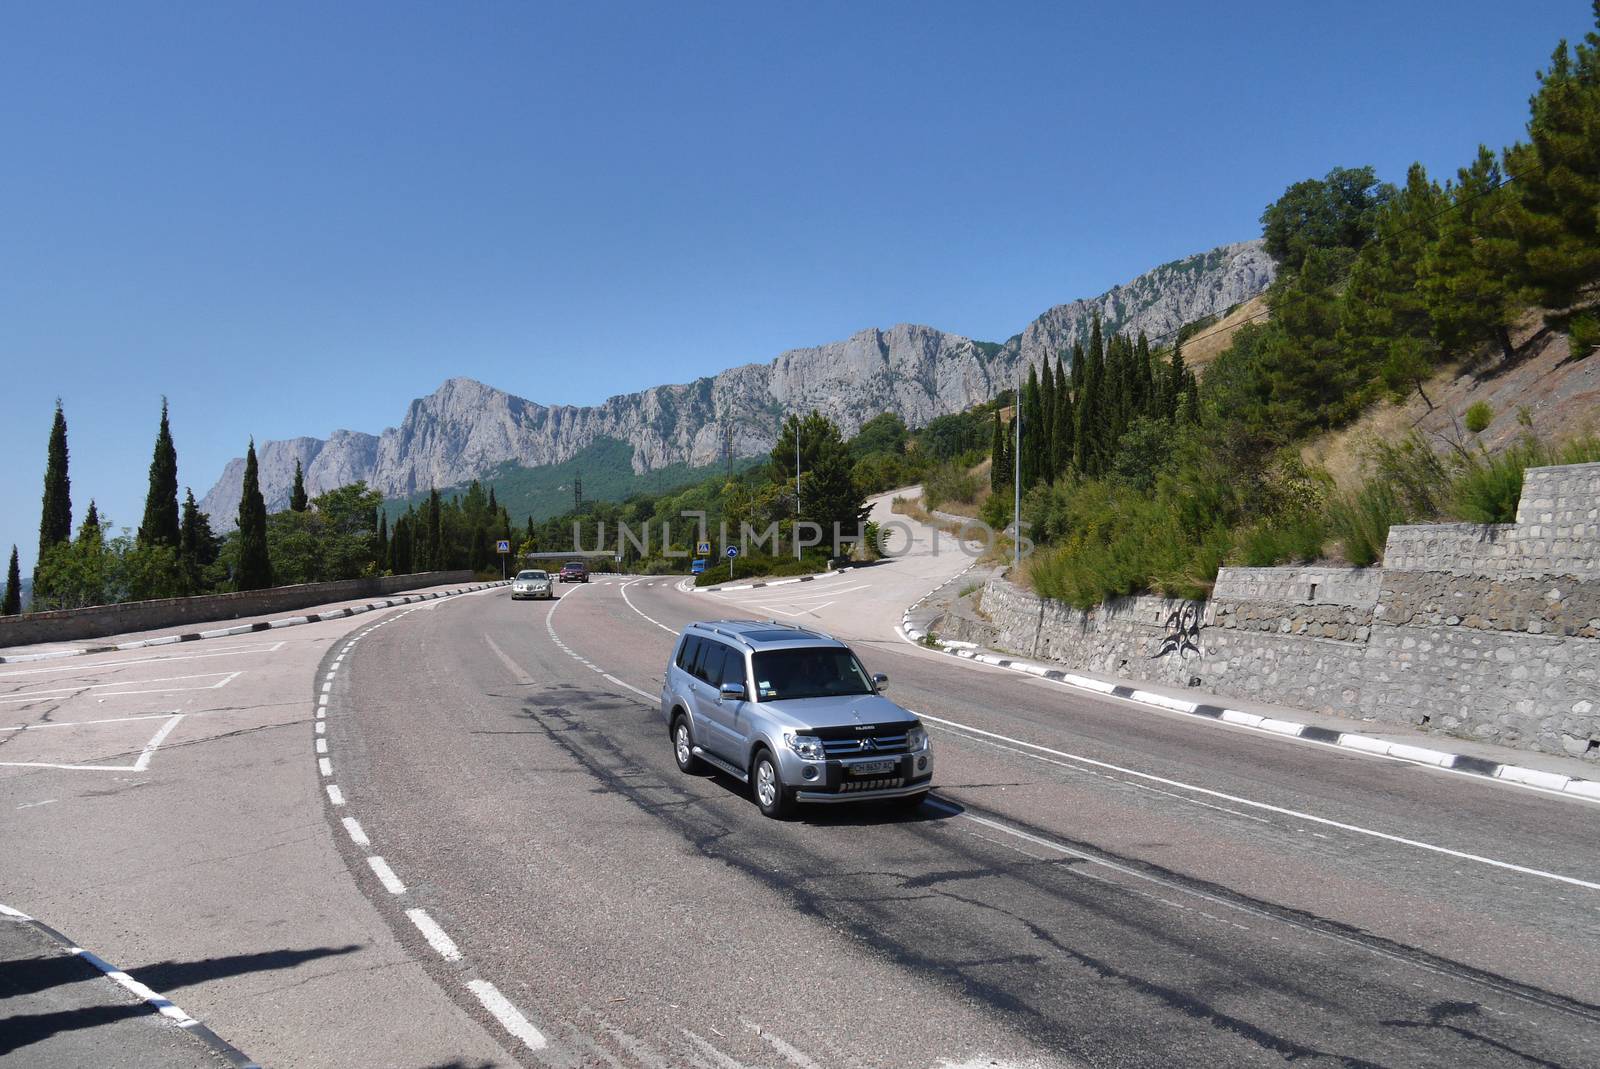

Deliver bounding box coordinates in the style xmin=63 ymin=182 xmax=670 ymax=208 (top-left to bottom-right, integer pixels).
xmin=661 ymin=620 xmax=933 ymax=818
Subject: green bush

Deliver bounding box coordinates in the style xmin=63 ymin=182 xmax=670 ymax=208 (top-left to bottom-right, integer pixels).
xmin=1327 ymin=481 xmax=1408 ymax=566
xmin=1450 ymin=433 xmax=1600 ymax=523
xmin=1235 ymin=514 xmax=1326 ymax=567
xmin=1569 ymin=313 xmax=1599 ymax=356
xmin=923 ymin=461 xmax=983 ymax=510
xmin=1464 ymin=401 xmax=1493 ymax=434
xmin=693 ymin=551 xmax=830 ymax=586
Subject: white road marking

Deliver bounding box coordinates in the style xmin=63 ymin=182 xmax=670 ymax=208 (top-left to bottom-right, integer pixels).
xmin=16 ymin=798 xmax=57 ymax=809
xmin=327 ymin=784 xmax=345 ymax=805
xmin=2 ymin=710 xmax=177 ymax=732
xmin=406 ymin=908 xmax=461 ymax=960
xmin=367 ymin=856 xmax=406 ymax=894
xmin=0 ymin=671 xmax=241 ymax=703
xmin=315 ymin=722 xmax=325 ymax=735
xmin=920 ymin=713 xmax=1600 ymax=892
xmin=132 ymin=715 xmax=183 ymax=772
xmin=467 ymin=979 xmax=548 ymax=1051
xmin=741 ymin=1020 xmax=824 ymax=1069
xmin=72 ymin=946 xmax=199 ymax=1027
xmin=319 ymin=757 xmax=333 ymax=776
xmin=342 ymin=817 xmax=370 ymax=845
xmin=315 ymin=738 xmax=327 ymax=754
xmin=0 ymin=641 xmax=284 ymax=680
xmin=0 ymin=713 xmax=184 ymax=773
xmin=620 ymin=580 xmax=677 ymax=634
xmin=754 ymin=601 xmax=834 ymax=617
xmin=482 ymin=635 xmax=535 ymax=685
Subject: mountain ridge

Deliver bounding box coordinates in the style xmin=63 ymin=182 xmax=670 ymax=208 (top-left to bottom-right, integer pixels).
xmin=200 ymin=239 xmax=1275 ymax=527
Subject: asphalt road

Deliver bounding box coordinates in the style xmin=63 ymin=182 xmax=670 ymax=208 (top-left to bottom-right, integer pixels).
xmin=319 ymin=572 xmax=1600 ymax=1068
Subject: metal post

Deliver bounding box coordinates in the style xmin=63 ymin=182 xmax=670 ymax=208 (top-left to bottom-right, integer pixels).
xmin=1013 ymin=363 xmax=1021 ymax=573
xmin=795 ymin=420 xmax=802 ymax=560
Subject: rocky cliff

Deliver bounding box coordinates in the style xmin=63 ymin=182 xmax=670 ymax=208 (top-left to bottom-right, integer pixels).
xmin=200 ymin=240 xmax=1274 ymax=526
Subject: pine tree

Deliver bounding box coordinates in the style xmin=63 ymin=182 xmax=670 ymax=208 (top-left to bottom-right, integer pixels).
xmin=84 ymin=500 xmax=100 ymax=531
xmin=289 ymin=459 xmax=309 ymax=513
xmin=180 ymin=488 xmax=216 ymax=593
xmin=236 ymin=439 xmax=273 ymax=590
xmin=487 ymin=487 xmax=498 ymax=514
xmin=1050 ymin=356 xmax=1073 ymax=479
xmin=1500 ymin=11 xmax=1600 ymax=310
xmin=1134 ymin=332 xmax=1154 ymax=418
xmin=138 ymin=399 xmax=182 ymax=548
xmin=37 ymin=400 xmax=72 ymax=568
xmin=1165 ymin=337 xmax=1188 ymax=420
xmin=1420 ymin=148 xmax=1523 ymax=363
xmin=3 ymin=546 xmax=20 ymax=615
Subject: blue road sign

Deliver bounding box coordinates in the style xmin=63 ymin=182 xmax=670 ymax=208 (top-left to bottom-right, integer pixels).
xmin=496 ymin=540 xmax=511 ymax=554
xmin=696 ymin=541 xmax=711 ymax=555
xmin=691 ymin=559 xmax=707 ymax=574
xmin=725 ymin=546 xmax=739 ymax=558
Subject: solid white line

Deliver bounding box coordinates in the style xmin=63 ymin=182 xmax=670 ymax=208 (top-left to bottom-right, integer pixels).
xmin=0 ymin=670 xmax=240 ymax=702
xmin=406 ymin=908 xmax=461 ymax=960
xmin=620 ymin=579 xmax=677 ymax=634
xmin=467 ymin=979 xmax=548 ymax=1051
xmin=1 ymin=710 xmax=179 ymax=732
xmin=342 ymin=817 xmax=370 ymax=846
xmin=603 ymin=674 xmax=657 ymax=701
xmin=327 ymin=784 xmax=345 ymax=805
xmin=131 ymin=715 xmax=183 ymax=772
xmin=919 ymin=712 xmax=1600 ymax=892
xmin=367 ymin=856 xmax=406 ymax=894
xmin=73 ymin=947 xmax=199 ymax=1027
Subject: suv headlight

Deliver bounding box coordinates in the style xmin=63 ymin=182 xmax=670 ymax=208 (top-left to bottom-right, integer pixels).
xmin=906 ymin=726 xmax=929 ymax=752
xmin=784 ymin=733 xmax=826 ymax=761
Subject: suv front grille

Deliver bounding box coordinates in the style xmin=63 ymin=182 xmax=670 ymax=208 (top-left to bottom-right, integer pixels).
xmin=835 ymin=777 xmax=905 ymax=793
xmin=819 ymin=730 xmax=910 ymax=757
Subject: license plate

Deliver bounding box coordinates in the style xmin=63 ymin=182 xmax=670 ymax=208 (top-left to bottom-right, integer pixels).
xmin=847 ymin=760 xmax=895 ymax=776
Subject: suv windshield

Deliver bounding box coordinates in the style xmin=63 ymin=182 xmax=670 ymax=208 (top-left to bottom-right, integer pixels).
xmin=750 ymin=647 xmax=874 ymax=701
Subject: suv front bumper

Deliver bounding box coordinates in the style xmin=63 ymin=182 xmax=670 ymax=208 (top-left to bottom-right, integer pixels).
xmin=782 ymin=750 xmax=933 ymax=803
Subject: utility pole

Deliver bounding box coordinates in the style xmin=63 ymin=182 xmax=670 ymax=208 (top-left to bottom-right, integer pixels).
xmin=794 ymin=419 xmax=802 ymax=560
xmin=1013 ymin=362 xmax=1021 ymax=573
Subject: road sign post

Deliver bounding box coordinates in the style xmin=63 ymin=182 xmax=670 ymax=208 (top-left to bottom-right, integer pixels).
xmin=725 ymin=545 xmax=739 ymax=580
xmin=497 ymin=539 xmax=511 ymax=580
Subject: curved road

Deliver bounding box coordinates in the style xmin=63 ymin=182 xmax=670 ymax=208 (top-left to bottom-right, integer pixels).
xmin=317 ymin=513 xmax=1600 ymax=1068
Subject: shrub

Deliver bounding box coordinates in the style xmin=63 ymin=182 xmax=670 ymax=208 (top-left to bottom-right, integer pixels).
xmin=923 ymin=461 xmax=983 ymax=510
xmin=1464 ymin=401 xmax=1493 ymax=434
xmin=1450 ymin=433 xmax=1600 ymax=523
xmin=1234 ymin=514 xmax=1326 ymax=567
xmin=1327 ymin=481 xmax=1408 ymax=566
xmin=1569 ymin=313 xmax=1599 ymax=356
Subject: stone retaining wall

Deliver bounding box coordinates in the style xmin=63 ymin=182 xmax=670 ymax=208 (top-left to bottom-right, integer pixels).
xmin=941 ymin=462 xmax=1600 ymax=761
xmin=0 ymin=570 xmax=476 ymax=647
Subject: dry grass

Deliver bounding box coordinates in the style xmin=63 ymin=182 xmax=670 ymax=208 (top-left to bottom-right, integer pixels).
xmin=1184 ymin=295 xmax=1268 ymax=373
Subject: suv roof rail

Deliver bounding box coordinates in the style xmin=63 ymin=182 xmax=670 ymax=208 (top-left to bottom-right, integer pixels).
xmin=693 ymin=622 xmax=757 ymax=649
xmin=760 ymin=619 xmax=836 ymax=642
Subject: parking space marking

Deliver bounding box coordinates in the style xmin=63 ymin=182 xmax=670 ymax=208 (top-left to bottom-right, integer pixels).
xmin=0 ymin=641 xmax=284 ymax=680
xmin=0 ymin=671 xmax=241 ymax=703
xmin=0 ymin=713 xmax=184 ymax=773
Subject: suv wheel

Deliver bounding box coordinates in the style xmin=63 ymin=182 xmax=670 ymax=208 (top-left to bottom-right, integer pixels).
xmin=672 ymin=716 xmax=705 ymax=774
xmin=751 ymin=749 xmax=794 ymax=819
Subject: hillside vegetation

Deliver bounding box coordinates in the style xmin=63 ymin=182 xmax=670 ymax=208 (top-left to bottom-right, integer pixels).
xmin=1003 ymin=8 xmax=1600 ymax=608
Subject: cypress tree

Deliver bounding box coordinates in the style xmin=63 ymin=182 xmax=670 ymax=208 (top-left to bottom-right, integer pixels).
xmin=138 ymin=399 xmax=182 ymax=548
xmin=989 ymin=412 xmax=1011 ymax=491
xmin=488 ymin=487 xmax=498 ymax=514
xmin=1074 ymin=320 xmax=1105 ymax=475
xmin=3 ymin=546 xmax=20 ymax=615
xmin=1039 ymin=358 xmax=1056 ymax=476
xmin=1166 ymin=337 xmax=1189 ymax=420
xmin=1051 ymin=356 xmax=1074 ymax=479
xmin=1135 ymin=332 xmax=1154 ymax=418
xmin=37 ymin=400 xmax=72 ymax=567
xmin=289 ymin=459 xmax=309 ymax=513
xmin=83 ymin=500 xmax=100 ymax=531
xmin=236 ymin=439 xmax=273 ymax=590
xmin=1020 ymin=366 xmax=1042 ymax=490
xmin=376 ymin=511 xmax=389 ymax=572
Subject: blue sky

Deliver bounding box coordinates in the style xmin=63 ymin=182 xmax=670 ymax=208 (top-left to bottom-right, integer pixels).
xmin=1 ymin=1 xmax=1588 ymax=569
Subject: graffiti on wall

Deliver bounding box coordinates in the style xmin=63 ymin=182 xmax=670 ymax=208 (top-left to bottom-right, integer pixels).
xmin=1154 ymin=603 xmax=1202 ymax=659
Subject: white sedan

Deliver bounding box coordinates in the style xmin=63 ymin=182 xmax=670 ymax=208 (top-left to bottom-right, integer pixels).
xmin=511 ymin=569 xmax=554 ymax=600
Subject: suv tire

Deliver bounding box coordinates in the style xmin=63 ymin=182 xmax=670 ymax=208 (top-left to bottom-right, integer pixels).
xmin=672 ymin=716 xmax=705 ymax=775
xmin=751 ymin=749 xmax=795 ymax=819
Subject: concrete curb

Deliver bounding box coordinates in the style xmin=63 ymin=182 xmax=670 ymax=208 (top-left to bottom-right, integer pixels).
xmin=0 ymin=903 xmax=261 ymax=1068
xmin=681 ymin=566 xmax=849 ymax=594
xmin=899 ymin=596 xmax=1600 ymax=806
xmin=0 ymin=582 xmax=511 ymax=665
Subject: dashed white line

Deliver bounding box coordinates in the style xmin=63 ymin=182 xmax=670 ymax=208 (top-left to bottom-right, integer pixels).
xmin=367 ymin=856 xmax=406 ymax=894
xmin=467 ymin=979 xmax=548 ymax=1051
xmin=406 ymin=908 xmax=461 ymax=960
xmin=315 ymin=738 xmax=328 ymax=754
xmin=342 ymin=816 xmax=370 ymax=846
xmin=326 ymin=784 xmax=345 ymax=805
xmin=319 ymin=757 xmax=333 ymax=777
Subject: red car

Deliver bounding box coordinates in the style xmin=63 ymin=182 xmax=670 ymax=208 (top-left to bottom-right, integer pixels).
xmin=559 ymin=561 xmax=589 ymax=583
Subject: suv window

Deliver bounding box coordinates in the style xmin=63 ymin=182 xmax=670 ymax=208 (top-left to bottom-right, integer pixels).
xmin=676 ymin=635 xmax=703 ymax=672
xmin=750 ymin=647 xmax=873 ymax=701
xmin=696 ymin=641 xmax=729 ymax=686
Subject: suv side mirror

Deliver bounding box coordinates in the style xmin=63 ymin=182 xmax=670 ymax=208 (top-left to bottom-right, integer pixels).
xmin=872 ymin=673 xmax=889 ymax=691
xmin=719 ymin=682 xmax=746 ymax=702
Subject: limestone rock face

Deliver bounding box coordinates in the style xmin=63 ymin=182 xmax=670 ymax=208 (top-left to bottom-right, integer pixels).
xmin=199 ymin=240 xmax=1274 ymax=529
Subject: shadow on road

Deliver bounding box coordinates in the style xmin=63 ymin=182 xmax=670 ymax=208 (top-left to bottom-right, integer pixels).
xmin=0 ymin=943 xmax=361 ymax=1058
